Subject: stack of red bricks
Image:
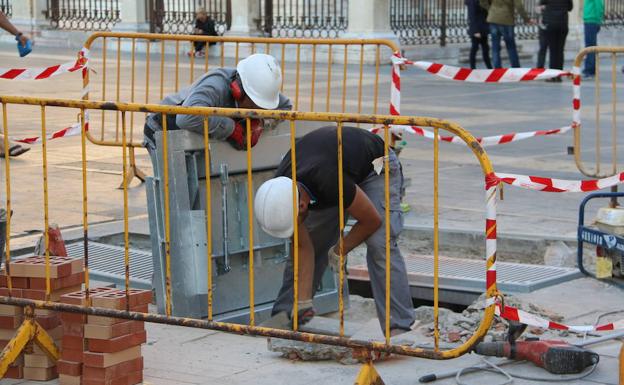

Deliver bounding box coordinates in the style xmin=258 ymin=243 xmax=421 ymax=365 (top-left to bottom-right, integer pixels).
xmin=0 ymin=255 xmax=84 ymax=380
xmin=59 ymin=287 xmax=151 ymax=385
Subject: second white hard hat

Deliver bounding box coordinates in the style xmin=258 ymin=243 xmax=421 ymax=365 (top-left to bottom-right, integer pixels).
xmin=236 ymin=53 xmax=282 ymax=109
xmin=254 ymin=176 xmax=297 ymax=238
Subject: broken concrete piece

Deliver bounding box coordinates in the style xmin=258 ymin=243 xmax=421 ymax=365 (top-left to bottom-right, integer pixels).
xmin=544 ymin=241 xmax=576 ymax=267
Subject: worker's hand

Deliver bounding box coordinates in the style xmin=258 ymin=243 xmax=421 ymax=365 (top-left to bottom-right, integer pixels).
xmin=17 ymin=33 xmax=29 ymax=48
xmin=250 ymin=118 xmax=264 ymax=147
xmin=227 ymin=119 xmax=264 ymax=150
xmin=327 ymin=245 xmax=347 ymax=274
xmin=227 ymin=121 xmax=246 ymax=150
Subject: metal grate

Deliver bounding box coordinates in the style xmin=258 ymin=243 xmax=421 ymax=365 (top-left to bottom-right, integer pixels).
xmin=65 ymin=241 xmax=152 ymax=290
xmin=349 ymin=254 xmax=582 ymax=294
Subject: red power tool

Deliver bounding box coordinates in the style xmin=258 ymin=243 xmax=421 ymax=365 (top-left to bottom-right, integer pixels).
xmin=474 ymin=339 xmax=599 ymax=374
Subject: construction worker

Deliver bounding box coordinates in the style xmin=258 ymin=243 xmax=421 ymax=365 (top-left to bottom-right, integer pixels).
xmin=254 ymin=126 xmax=416 ymax=334
xmin=0 ymin=10 xmax=31 ymax=157
xmin=143 ymin=53 xmax=292 ymax=160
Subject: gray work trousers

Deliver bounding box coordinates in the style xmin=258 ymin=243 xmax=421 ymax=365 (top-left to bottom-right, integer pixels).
xmin=271 ymin=151 xmax=416 ymax=331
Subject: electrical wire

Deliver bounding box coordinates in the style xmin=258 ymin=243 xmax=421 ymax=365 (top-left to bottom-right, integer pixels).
xmin=455 ymin=357 xmax=599 ymax=385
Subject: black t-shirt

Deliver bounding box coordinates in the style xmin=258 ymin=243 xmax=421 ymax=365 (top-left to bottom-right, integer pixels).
xmin=195 ymin=18 xmax=218 ymax=36
xmin=275 ymin=126 xmax=385 ymax=210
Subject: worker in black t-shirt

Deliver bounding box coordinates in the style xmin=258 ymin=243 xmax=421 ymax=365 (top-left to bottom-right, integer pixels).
xmin=254 ymin=126 xmax=416 ymax=333
xmin=192 ymin=7 xmax=218 ymax=57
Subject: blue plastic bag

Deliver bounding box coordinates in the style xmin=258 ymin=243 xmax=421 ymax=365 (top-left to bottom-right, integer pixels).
xmin=16 ymin=36 xmax=32 ymax=57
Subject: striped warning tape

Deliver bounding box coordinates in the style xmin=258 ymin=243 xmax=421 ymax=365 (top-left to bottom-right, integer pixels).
xmin=371 ymin=124 xmax=573 ymax=147
xmin=0 ymin=49 xmax=89 ymax=80
xmin=496 ymin=303 xmax=624 ymax=332
xmin=14 ymin=118 xmax=88 ymax=145
xmin=494 ymin=171 xmax=624 ymax=193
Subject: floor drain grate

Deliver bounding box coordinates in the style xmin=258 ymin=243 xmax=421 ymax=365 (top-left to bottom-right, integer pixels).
xmin=65 ymin=241 xmax=152 ymax=290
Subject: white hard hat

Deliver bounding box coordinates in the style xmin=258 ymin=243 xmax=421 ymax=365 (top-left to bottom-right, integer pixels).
xmin=254 ymin=176 xmax=297 ymax=238
xmin=236 ymin=54 xmax=282 ymax=109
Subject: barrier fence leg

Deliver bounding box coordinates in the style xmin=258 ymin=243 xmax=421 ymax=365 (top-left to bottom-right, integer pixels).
xmin=0 ymin=306 xmax=59 ymax=379
xmin=353 ymin=350 xmax=385 ymax=385
xmin=118 ymin=147 xmax=146 ymax=189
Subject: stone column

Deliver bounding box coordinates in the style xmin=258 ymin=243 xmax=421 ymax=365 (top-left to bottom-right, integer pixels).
xmin=227 ymin=0 xmax=260 ymax=36
xmin=567 ymin=0 xmax=584 ymax=53
xmin=115 ymin=0 xmax=150 ymax=32
xmin=342 ymin=0 xmax=398 ymax=64
xmin=6 ymin=0 xmax=48 ymax=35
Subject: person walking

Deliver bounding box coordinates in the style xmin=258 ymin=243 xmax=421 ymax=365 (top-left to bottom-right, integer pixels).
xmin=480 ymin=0 xmax=533 ymax=68
xmin=536 ymin=2 xmax=549 ymax=68
xmin=466 ymin=0 xmax=492 ymax=69
xmin=254 ymin=126 xmax=416 ymax=334
xmin=0 ymin=11 xmax=31 ymax=157
xmin=542 ymin=0 xmax=573 ymax=81
xmin=582 ymin=0 xmax=604 ymax=78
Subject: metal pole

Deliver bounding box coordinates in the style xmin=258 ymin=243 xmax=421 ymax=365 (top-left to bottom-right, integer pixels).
xmin=440 ymin=0 xmax=447 ymax=47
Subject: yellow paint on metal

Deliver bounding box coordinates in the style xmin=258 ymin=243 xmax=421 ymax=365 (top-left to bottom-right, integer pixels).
xmin=80 ymin=109 xmax=90 ymax=304
xmin=40 ymin=106 xmax=51 ymax=301
xmin=161 ymin=113 xmax=173 ymax=317
xmin=115 ymin=38 xmax=121 ymax=142
xmin=433 ymin=128 xmax=440 ymax=351
xmin=383 ymin=125 xmax=391 ymax=345
xmin=326 ymin=46 xmax=332 ymax=113
xmin=247 ymin=118 xmax=255 ymax=327
xmin=310 ymin=44 xmax=317 ymax=112
xmin=619 ymin=340 xmax=623 ymax=385
xmin=572 ymin=46 xmax=624 ymax=178
xmin=373 ymin=45 xmax=380 ymax=115
xmin=1 ymin=103 xmax=12 ymax=294
xmin=337 ymin=122 xmax=345 ymax=337
xmin=291 ymin=120 xmax=300 ymax=331
xmin=121 ymin=112 xmax=131 ymax=309
xmin=175 ymin=40 xmax=180 ymax=92
xmin=0 ymin=319 xmax=36 ymax=378
xmin=354 ymin=361 xmax=385 ymax=385
xmin=295 ymin=45 xmax=301 ymax=111
xmin=342 ymin=45 xmax=348 ymax=113
xmin=0 ymin=95 xmax=500 ymax=360
xmin=33 ymin=321 xmax=60 ymax=361
xmin=203 ymin=118 xmax=214 ymax=321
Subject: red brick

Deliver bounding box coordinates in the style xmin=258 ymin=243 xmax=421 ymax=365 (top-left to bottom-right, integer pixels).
xmin=0 ymin=314 xmax=23 ymax=328
xmin=61 ymin=312 xmax=87 ymax=324
xmin=59 ymin=373 xmax=82 ymax=385
xmin=24 ymin=366 xmax=58 ymax=381
xmin=61 ymin=287 xmax=117 ymax=306
xmin=0 ymin=287 xmax=23 ymax=297
xmin=91 ymin=289 xmax=152 ymax=310
xmin=5 ymin=365 xmax=23 ymax=379
xmin=36 ymin=313 xmax=61 ymax=329
xmin=84 ymin=321 xmax=144 ymax=340
xmin=82 ymin=345 xmax=141 ymax=368
xmin=87 ymin=330 xmax=146 ymax=353
xmin=22 ymin=284 xmax=82 ymax=301
xmin=82 ymin=370 xmax=142 ymax=385
xmin=0 ymin=274 xmax=29 ymax=288
xmin=62 ymin=335 xmax=86 ymax=351
xmin=57 ymin=359 xmax=82 ymax=376
xmin=61 ymin=347 xmax=84 ymax=362
xmin=63 ymin=321 xmax=85 ymax=337
xmin=83 ymin=357 xmax=143 ymax=381
xmin=9 ymin=256 xmax=79 ymax=278
xmin=87 ymin=304 xmax=148 ymax=326
xmin=29 ymin=271 xmax=85 ymax=290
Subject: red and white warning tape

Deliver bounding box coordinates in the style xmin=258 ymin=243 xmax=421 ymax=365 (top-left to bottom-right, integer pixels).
xmin=496 ymin=303 xmax=624 ymax=332
xmin=485 ymin=175 xmax=497 ymax=296
xmin=0 ymin=49 xmax=89 ymax=80
xmin=493 ymin=171 xmax=624 ymax=193
xmin=393 ymin=55 xmax=570 ymax=83
xmin=372 ymin=124 xmax=573 ymax=147
xmin=14 ymin=118 xmax=88 ymax=145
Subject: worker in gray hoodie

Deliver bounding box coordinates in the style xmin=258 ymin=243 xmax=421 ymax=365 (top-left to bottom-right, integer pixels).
xmin=143 ymin=53 xmax=292 ymax=161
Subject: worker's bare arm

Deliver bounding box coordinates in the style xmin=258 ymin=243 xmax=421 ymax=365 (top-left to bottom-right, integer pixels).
xmin=296 ymin=220 xmax=315 ymax=301
xmin=342 ymin=186 xmax=382 ymax=254
xmin=0 ymin=11 xmax=29 ymax=47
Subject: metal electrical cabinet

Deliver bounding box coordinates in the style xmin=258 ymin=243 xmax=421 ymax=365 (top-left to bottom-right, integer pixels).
xmin=146 ymin=128 xmax=342 ymax=322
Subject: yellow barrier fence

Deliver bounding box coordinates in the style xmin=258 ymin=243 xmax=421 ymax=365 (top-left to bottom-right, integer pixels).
xmin=0 ymin=95 xmax=500 ymax=382
xmin=573 ymin=46 xmax=624 ymax=180
xmin=80 ymin=32 xmax=401 ymax=186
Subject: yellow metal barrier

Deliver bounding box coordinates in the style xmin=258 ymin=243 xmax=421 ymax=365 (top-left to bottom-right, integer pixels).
xmin=80 ymin=32 xmax=401 ymax=186
xmin=573 ymin=46 xmax=624 ymax=180
xmin=0 ymin=95 xmax=499 ymax=382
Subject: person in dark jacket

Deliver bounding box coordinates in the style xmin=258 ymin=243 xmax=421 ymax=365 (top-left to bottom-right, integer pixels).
xmin=536 ymin=2 xmax=548 ymax=68
xmin=466 ymin=0 xmax=492 ymax=69
xmin=541 ymin=0 xmax=573 ymax=80
xmin=192 ymin=7 xmax=218 ymax=56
